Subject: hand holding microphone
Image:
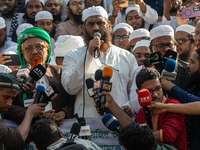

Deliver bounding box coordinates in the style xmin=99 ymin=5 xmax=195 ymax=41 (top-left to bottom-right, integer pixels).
xmin=88 ymin=32 xmax=103 ymax=58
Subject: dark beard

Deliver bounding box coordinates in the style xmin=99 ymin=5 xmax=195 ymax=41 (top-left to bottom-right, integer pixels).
xmin=2 ymin=9 xmax=15 ymax=18
xmin=183 ymin=70 xmax=200 ymax=90
xmin=170 ymin=2 xmax=181 ymax=13
xmin=179 ymin=52 xmax=191 ymax=62
xmin=0 ymin=36 xmax=7 ymax=49
xmin=23 ymin=12 xmax=35 ymax=25
xmin=53 ymin=13 xmax=61 ymax=22
xmin=69 ymin=7 xmax=83 ymax=25
xmin=84 ymin=27 xmax=111 ymax=52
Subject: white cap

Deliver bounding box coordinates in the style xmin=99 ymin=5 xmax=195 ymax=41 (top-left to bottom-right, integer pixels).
xmin=25 ymin=0 xmax=44 ymax=6
xmin=0 ymin=17 xmax=5 ymax=29
xmin=82 ymin=6 xmax=108 ymax=22
xmin=150 ymin=25 xmax=174 ymax=41
xmin=44 ymin=0 xmax=60 ymax=4
xmin=55 ymin=35 xmax=85 ymax=57
xmin=125 ymin=5 xmax=140 ymax=16
xmin=133 ymin=40 xmax=150 ymax=52
xmin=112 ymin=23 xmax=133 ymax=34
xmin=16 ymin=23 xmax=34 ymax=37
xmin=129 ymin=28 xmax=150 ymax=41
xmin=175 ymin=24 xmax=195 ymax=34
xmin=35 ymin=11 xmax=53 ymax=22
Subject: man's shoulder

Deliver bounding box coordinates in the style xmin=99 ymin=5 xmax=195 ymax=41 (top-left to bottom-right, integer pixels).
xmin=165 ymin=98 xmax=181 ymax=104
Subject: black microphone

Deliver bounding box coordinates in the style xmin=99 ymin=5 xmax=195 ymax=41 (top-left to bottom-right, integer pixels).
xmin=33 ymin=85 xmax=45 ymax=104
xmin=93 ymin=32 xmax=101 ymax=58
xmin=40 ymin=85 xmax=59 ymax=104
xmin=67 ymin=123 xmax=81 ymax=141
xmin=86 ymin=78 xmax=94 ymax=97
xmin=163 ymin=49 xmax=177 ymax=64
xmin=16 ymin=64 xmax=46 ymax=97
xmin=150 ymin=52 xmax=164 ymax=74
xmin=93 ymin=69 xmax=103 ymax=108
xmin=143 ymin=59 xmax=156 ymax=69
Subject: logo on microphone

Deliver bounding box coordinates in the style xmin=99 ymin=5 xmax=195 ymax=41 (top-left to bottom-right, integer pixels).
xmin=140 ymin=96 xmax=150 ymax=102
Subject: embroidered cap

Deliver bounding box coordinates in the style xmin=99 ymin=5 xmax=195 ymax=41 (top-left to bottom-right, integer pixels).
xmin=0 ymin=73 xmax=19 ymax=90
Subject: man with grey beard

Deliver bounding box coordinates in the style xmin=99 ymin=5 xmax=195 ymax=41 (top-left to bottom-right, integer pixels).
xmin=61 ymin=6 xmax=138 ymax=118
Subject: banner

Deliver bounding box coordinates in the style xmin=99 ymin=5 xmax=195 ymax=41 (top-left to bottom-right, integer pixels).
xmin=4 ymin=117 xmax=125 ymax=150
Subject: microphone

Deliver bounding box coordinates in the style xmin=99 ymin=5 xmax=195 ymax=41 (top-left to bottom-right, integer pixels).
xmin=93 ymin=32 xmax=101 ymax=58
xmin=100 ymin=67 xmax=113 ymax=115
xmin=67 ymin=122 xmax=81 ymax=140
xmin=150 ymin=52 xmax=164 ymax=74
xmin=102 ymin=114 xmax=121 ymax=133
xmin=138 ymin=89 xmax=153 ymax=129
xmin=40 ymin=85 xmax=59 ymax=104
xmin=161 ymin=59 xmax=177 ymax=81
xmin=86 ymin=78 xmax=94 ymax=97
xmin=33 ymin=85 xmax=45 ymax=104
xmin=26 ymin=88 xmax=34 ymax=99
xmin=163 ymin=50 xmax=177 ymax=64
xmin=143 ymin=59 xmax=155 ymax=69
xmin=93 ymin=69 xmax=103 ymax=108
xmin=16 ymin=64 xmax=31 ymax=84
xmin=16 ymin=64 xmax=46 ymax=97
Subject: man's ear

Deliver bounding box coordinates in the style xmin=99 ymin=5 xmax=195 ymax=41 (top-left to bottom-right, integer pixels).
xmin=80 ymin=24 xmax=85 ymax=31
xmin=108 ymin=21 xmax=112 ymax=32
xmin=34 ymin=23 xmax=36 ymax=27
xmin=136 ymin=89 xmax=139 ymax=94
xmin=66 ymin=6 xmax=69 ymax=11
xmin=149 ymin=45 xmax=153 ymax=53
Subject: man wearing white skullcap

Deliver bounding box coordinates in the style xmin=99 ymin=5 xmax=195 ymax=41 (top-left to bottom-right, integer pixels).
xmin=44 ymin=0 xmax=62 ymax=25
xmin=54 ymin=0 xmax=85 ymax=40
xmin=150 ymin=25 xmax=189 ymax=89
xmin=16 ymin=23 xmax=34 ymax=37
xmin=175 ymin=24 xmax=196 ymax=62
xmin=62 ymin=6 xmax=138 ymax=117
xmin=35 ymin=11 xmax=56 ymax=55
xmin=132 ymin=40 xmax=151 ymax=66
xmin=112 ymin=23 xmax=133 ymax=51
xmin=23 ymin=0 xmax=44 ymax=25
xmin=0 ymin=17 xmax=18 ymax=58
xmin=53 ymin=35 xmax=85 ymax=65
xmin=129 ymin=28 xmax=150 ymax=53
xmin=109 ymin=0 xmax=158 ymax=30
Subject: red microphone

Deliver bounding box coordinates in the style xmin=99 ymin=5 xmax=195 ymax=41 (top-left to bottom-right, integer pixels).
xmin=138 ymin=89 xmax=153 ymax=129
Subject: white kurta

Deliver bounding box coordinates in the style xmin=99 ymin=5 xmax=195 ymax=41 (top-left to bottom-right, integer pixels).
xmin=115 ymin=4 xmax=158 ymax=30
xmin=0 ymin=38 xmax=18 ymax=54
xmin=61 ymin=44 xmax=138 ymax=117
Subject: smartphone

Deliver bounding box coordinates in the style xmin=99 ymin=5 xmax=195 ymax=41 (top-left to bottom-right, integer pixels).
xmin=0 ymin=5 xmax=8 ymax=14
xmin=4 ymin=54 xmax=21 ymax=66
xmin=179 ymin=5 xmax=200 ymax=19
xmin=119 ymin=0 xmax=136 ymax=8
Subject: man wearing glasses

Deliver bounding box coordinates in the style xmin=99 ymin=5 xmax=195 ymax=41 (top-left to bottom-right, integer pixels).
xmin=175 ymin=24 xmax=196 ymax=63
xmin=135 ymin=68 xmax=187 ymax=150
xmin=112 ymin=23 xmax=133 ymax=51
xmin=149 ymin=25 xmax=188 ymax=89
xmin=54 ymin=0 xmax=85 ymax=40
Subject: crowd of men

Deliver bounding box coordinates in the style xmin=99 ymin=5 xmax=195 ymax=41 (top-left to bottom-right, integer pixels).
xmin=0 ymin=0 xmax=200 ymax=149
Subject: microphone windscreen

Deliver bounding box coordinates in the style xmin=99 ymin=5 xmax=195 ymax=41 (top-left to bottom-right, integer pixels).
xmin=164 ymin=59 xmax=176 ymax=72
xmin=143 ymin=59 xmax=151 ymax=67
xmin=150 ymin=52 xmax=162 ymax=64
xmin=93 ymin=32 xmax=101 ymax=39
xmin=86 ymin=78 xmax=94 ymax=89
xmin=50 ymin=85 xmax=59 ymax=94
xmin=36 ymin=85 xmax=45 ymax=91
xmin=95 ymin=69 xmax=102 ymax=80
xmin=29 ymin=64 xmax=46 ymax=81
xmin=24 ymin=64 xmax=31 ymax=70
xmin=102 ymin=114 xmax=119 ymax=131
xmin=102 ymin=66 xmax=113 ymax=78
xmin=138 ymin=89 xmax=152 ymax=107
xmin=70 ymin=123 xmax=81 ymax=135
xmin=163 ymin=50 xmax=177 ymax=62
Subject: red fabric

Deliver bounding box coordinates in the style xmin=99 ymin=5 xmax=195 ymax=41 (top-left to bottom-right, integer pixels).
xmin=135 ymin=98 xmax=187 ymax=150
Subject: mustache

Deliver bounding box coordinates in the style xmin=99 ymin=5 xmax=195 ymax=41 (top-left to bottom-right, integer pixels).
xmin=30 ymin=54 xmax=43 ymax=60
xmin=30 ymin=12 xmax=36 ymax=16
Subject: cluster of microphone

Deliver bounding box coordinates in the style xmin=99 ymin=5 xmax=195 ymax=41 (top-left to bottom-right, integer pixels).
xmin=14 ymin=64 xmax=59 ymax=104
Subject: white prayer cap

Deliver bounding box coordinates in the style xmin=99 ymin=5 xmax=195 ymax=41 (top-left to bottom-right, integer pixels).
xmin=35 ymin=11 xmax=53 ymax=22
xmin=175 ymin=24 xmax=195 ymax=34
xmin=54 ymin=35 xmax=85 ymax=57
xmin=133 ymin=40 xmax=150 ymax=52
xmin=150 ymin=25 xmax=174 ymax=41
xmin=0 ymin=17 xmax=5 ymax=29
xmin=82 ymin=6 xmax=108 ymax=22
xmin=125 ymin=5 xmax=140 ymax=16
xmin=16 ymin=23 xmax=34 ymax=37
xmin=0 ymin=65 xmax=12 ymax=73
xmin=129 ymin=28 xmax=150 ymax=41
xmin=25 ymin=0 xmax=44 ymax=6
xmin=112 ymin=23 xmax=133 ymax=34
xmin=44 ymin=0 xmax=60 ymax=4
